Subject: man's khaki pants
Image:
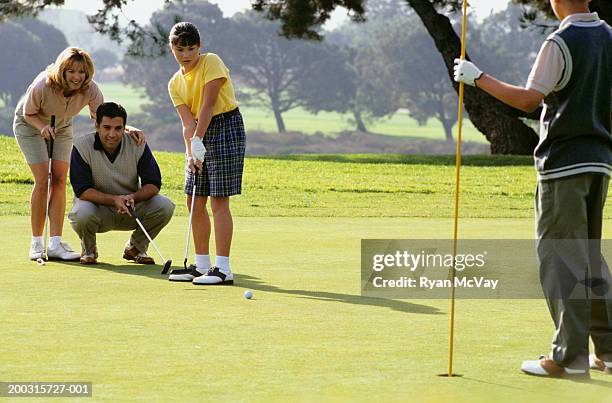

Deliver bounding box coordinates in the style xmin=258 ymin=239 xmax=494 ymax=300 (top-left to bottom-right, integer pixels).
xmin=68 ymin=195 xmax=175 ymax=255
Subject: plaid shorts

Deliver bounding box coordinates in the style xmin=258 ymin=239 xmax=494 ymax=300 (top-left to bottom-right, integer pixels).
xmin=184 ymin=109 xmax=246 ymax=197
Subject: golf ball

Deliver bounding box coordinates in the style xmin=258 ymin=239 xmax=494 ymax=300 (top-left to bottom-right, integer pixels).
xmin=244 ymin=290 xmax=253 ymax=299
xmin=36 ymin=258 xmax=46 ymax=266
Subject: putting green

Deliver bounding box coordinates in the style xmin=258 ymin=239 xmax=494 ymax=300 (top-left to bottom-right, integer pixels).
xmin=1 ymin=216 xmax=610 ymax=401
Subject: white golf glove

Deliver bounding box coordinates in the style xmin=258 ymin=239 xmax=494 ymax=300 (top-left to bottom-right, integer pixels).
xmin=453 ymin=58 xmax=483 ymax=87
xmin=190 ymin=137 xmax=206 ymax=162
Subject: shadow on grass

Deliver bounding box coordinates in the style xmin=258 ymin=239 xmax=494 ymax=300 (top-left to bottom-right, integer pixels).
xmin=462 ymin=373 xmax=611 ymax=392
xmin=252 ymin=154 xmax=534 ymax=167
xmin=56 ymin=260 xmax=167 ymax=279
xmin=56 ymin=263 xmax=440 ymax=315
xmin=232 ymin=273 xmax=441 ymax=315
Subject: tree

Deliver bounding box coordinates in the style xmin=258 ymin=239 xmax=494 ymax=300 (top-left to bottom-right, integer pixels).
xmin=292 ymin=36 xmax=399 ymax=133
xmin=248 ymin=0 xmax=610 ymax=153
xmin=230 ymin=11 xmax=335 ymax=133
xmin=14 ymin=17 xmax=68 ymax=62
xmin=290 ymin=45 xmax=361 ymax=129
xmin=0 ymin=18 xmax=67 ymax=107
xmin=352 ymin=12 xmax=459 ymax=141
xmin=390 ymin=20 xmax=459 ymax=141
xmin=474 ymin=4 xmax=545 ymax=85
xmin=514 ymin=0 xmax=611 ymax=28
xmin=322 ymin=2 xmax=545 ymax=141
xmin=3 ymin=0 xmax=607 ymax=153
xmin=250 ymin=0 xmax=545 ymax=154
xmin=91 ymin=49 xmax=119 ymax=71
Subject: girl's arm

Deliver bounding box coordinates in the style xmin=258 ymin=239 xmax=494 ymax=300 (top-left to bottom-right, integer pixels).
xmin=176 ymin=104 xmax=197 ymax=156
xmin=193 ymin=78 xmax=225 ymax=139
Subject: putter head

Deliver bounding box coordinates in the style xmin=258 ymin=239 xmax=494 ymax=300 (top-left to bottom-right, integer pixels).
xmin=161 ymin=259 xmax=172 ymax=275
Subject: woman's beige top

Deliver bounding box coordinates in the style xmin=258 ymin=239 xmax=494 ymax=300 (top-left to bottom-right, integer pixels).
xmin=17 ymin=71 xmax=104 ymax=129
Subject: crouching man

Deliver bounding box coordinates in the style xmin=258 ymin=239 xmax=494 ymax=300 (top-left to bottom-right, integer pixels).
xmin=68 ymin=102 xmax=175 ymax=265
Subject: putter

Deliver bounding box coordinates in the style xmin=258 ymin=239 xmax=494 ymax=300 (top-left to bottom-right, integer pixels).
xmin=127 ymin=204 xmax=172 ymax=273
xmin=37 ymin=115 xmax=55 ymax=266
xmin=168 ymin=170 xmax=198 ymax=275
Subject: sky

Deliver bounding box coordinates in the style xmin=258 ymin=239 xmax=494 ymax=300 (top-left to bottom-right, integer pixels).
xmin=61 ymin=0 xmax=514 ymax=28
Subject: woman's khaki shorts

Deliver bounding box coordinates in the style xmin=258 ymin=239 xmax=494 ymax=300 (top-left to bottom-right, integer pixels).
xmin=13 ymin=114 xmax=73 ymax=164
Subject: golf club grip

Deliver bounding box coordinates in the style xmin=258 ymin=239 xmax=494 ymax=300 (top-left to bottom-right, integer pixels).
xmin=127 ymin=204 xmax=137 ymax=219
xmin=48 ymin=115 xmax=55 ymax=159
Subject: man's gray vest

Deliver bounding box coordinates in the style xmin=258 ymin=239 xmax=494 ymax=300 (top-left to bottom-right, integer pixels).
xmin=73 ymin=132 xmax=145 ymax=195
xmin=535 ymin=18 xmax=612 ymax=181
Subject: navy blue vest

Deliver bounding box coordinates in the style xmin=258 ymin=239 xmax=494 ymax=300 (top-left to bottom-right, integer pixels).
xmin=534 ymin=18 xmax=612 ymax=180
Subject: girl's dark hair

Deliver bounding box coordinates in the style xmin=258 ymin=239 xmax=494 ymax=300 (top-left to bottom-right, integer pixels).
xmin=169 ymin=22 xmax=201 ymax=47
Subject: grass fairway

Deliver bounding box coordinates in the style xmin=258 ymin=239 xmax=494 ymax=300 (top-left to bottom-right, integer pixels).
xmin=1 ymin=216 xmax=611 ymax=401
xmin=1 ymin=136 xmax=611 ymax=400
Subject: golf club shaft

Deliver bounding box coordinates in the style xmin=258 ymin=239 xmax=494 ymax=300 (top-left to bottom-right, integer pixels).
xmin=185 ymin=171 xmax=198 ymax=262
xmin=43 ymin=115 xmax=55 ymax=261
xmin=133 ymin=216 xmax=166 ymax=262
xmin=44 ymin=160 xmax=51 ymax=260
xmin=448 ymin=0 xmax=469 ymax=377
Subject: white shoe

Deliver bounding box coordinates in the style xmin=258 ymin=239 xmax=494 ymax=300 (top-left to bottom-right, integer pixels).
xmin=47 ymin=242 xmax=80 ymax=261
xmin=168 ymin=265 xmax=206 ymax=282
xmin=29 ymin=241 xmax=44 ymax=260
xmin=192 ymin=267 xmax=234 ymax=285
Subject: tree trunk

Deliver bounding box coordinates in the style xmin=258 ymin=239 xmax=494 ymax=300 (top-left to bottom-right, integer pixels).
xmin=407 ymin=0 xmax=539 ymax=154
xmin=273 ymin=106 xmax=286 ymax=133
xmin=353 ymin=110 xmax=368 ymax=132
xmin=441 ymin=119 xmax=454 ymax=142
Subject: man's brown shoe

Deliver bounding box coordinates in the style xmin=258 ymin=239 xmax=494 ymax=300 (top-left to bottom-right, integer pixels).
xmin=521 ymin=356 xmax=589 ymax=378
xmin=123 ymin=245 xmax=155 ymax=265
xmin=590 ymin=354 xmax=612 ymax=374
xmin=80 ymin=247 xmax=98 ymax=265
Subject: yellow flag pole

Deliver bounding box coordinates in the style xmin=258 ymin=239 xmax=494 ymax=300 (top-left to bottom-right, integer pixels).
xmin=448 ymin=0 xmax=469 ymax=378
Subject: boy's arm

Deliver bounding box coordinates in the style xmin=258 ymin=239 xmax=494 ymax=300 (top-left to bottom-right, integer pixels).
xmin=454 ymin=40 xmax=563 ymax=114
xmin=473 ymin=74 xmax=545 ymax=114
xmin=454 ymin=59 xmax=544 ymax=113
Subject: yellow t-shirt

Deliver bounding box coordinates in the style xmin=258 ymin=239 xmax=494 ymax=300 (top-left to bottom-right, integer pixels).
xmin=168 ymin=53 xmax=238 ymax=117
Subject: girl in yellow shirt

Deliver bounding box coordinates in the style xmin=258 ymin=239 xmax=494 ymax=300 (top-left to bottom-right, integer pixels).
xmin=167 ymin=22 xmax=246 ymax=285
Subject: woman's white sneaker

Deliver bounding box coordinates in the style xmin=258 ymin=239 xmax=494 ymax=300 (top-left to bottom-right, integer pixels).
xmin=28 ymin=240 xmax=44 ymax=260
xmin=47 ymin=242 xmax=80 ymax=261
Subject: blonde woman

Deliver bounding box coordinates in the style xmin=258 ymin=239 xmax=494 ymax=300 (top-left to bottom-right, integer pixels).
xmin=14 ymin=47 xmax=145 ymax=261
